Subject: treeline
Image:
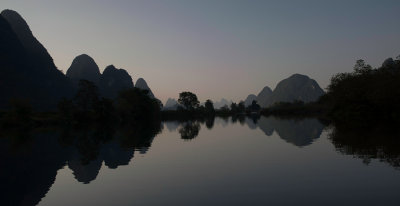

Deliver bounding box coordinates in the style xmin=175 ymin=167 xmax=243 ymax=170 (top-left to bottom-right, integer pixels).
xmin=0 ymin=79 xmax=162 ymax=129
xmin=321 ymin=57 xmax=400 ymax=125
xmin=161 ymin=91 xmax=262 ymax=120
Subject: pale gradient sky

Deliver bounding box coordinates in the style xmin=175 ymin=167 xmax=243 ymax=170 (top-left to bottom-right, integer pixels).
xmin=2 ymin=0 xmax=400 ymax=103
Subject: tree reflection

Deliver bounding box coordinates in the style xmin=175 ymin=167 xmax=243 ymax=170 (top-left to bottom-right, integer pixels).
xmin=329 ymin=125 xmax=400 ymax=169
xmin=205 ymin=117 xmax=215 ymax=129
xmin=179 ymin=121 xmax=201 ymax=140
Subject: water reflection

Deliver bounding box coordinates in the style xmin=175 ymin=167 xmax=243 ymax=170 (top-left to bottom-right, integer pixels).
xmin=164 ymin=121 xmax=179 ymax=132
xmin=0 ymin=122 xmax=162 ymax=206
xmin=0 ymin=130 xmax=69 ymax=206
xmin=257 ymin=117 xmax=324 ymax=147
xmin=179 ymin=121 xmax=201 ymax=141
xmin=163 ymin=116 xmax=325 ymax=147
xmin=205 ymin=117 xmax=215 ymax=129
xmin=2 ymin=116 xmax=400 ymax=206
xmin=329 ymin=125 xmax=400 ymax=169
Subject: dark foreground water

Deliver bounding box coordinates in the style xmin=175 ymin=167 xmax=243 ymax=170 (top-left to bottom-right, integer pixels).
xmin=1 ymin=117 xmax=400 ymax=206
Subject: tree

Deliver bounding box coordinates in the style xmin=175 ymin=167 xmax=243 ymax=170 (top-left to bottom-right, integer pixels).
xmin=219 ymin=105 xmax=230 ymax=115
xmin=204 ymin=99 xmax=215 ymax=113
xmin=248 ymin=100 xmax=261 ymax=112
xmin=353 ymin=59 xmax=372 ymax=74
xmin=116 ymin=88 xmax=161 ymax=123
xmin=230 ymin=102 xmax=238 ymax=113
xmin=58 ymin=98 xmax=75 ymax=122
xmin=238 ymin=101 xmax=245 ymax=113
xmin=178 ymin=91 xmax=199 ymax=111
xmin=74 ymin=80 xmax=99 ymax=113
xmin=324 ymin=57 xmax=400 ymax=124
xmin=93 ymin=98 xmax=116 ymax=122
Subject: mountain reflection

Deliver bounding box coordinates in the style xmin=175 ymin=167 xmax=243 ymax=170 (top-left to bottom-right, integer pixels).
xmin=0 ymin=122 xmax=162 ymax=206
xmin=256 ymin=117 xmax=324 ymax=147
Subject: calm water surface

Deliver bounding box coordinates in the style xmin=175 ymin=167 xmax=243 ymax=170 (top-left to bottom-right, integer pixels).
xmin=1 ymin=117 xmax=400 ymax=206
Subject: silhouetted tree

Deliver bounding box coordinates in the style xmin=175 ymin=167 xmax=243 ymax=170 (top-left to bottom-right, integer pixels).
xmin=74 ymin=80 xmax=99 ymax=113
xmin=219 ymin=105 xmax=230 ymax=115
xmin=230 ymin=102 xmax=238 ymax=113
xmin=93 ymin=98 xmax=116 ymax=123
xmin=238 ymin=101 xmax=246 ymax=113
xmin=247 ymin=100 xmax=261 ymax=113
xmin=116 ymin=88 xmax=160 ymax=124
xmin=57 ymin=98 xmax=75 ymax=122
xmin=205 ymin=99 xmax=215 ymax=114
xmin=178 ymin=91 xmax=199 ymax=111
xmin=324 ymin=56 xmax=400 ymax=124
xmin=353 ymin=59 xmax=372 ymax=74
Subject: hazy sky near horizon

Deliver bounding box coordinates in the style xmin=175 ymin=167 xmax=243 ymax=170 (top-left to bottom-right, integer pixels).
xmin=2 ymin=0 xmax=400 ymax=103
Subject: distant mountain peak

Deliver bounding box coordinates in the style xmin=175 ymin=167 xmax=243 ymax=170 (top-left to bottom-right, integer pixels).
xmin=289 ymin=73 xmax=309 ymax=79
xmin=1 ymin=9 xmax=58 ymax=71
xmin=99 ymin=65 xmax=134 ymax=98
xmin=104 ymin=64 xmax=117 ymax=71
xmin=1 ymin=10 xmax=32 ymax=38
xmin=66 ymin=54 xmax=101 ymax=84
xmin=136 ymin=78 xmax=147 ymax=86
xmin=163 ymin=98 xmax=179 ymax=110
xmin=244 ymin=94 xmax=257 ymax=106
xmin=252 ymin=74 xmax=324 ymax=108
xmin=0 ymin=10 xmax=73 ymax=109
xmin=135 ymin=78 xmax=155 ymax=98
xmin=256 ymin=86 xmax=273 ymax=107
xmin=102 ymin=65 xmax=131 ymax=79
xmin=213 ymin=98 xmax=232 ymax=109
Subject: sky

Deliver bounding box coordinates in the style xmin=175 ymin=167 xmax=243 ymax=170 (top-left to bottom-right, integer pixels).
xmin=2 ymin=0 xmax=400 ymax=103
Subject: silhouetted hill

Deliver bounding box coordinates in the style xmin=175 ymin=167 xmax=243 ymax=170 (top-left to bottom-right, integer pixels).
xmin=256 ymin=86 xmax=273 ymax=107
xmin=0 ymin=13 xmax=26 ymax=63
xmin=1 ymin=9 xmax=57 ymax=72
xmin=254 ymin=74 xmax=324 ymax=108
xmin=270 ymin=74 xmax=324 ymax=105
xmin=66 ymin=54 xmax=101 ymax=85
xmin=214 ymin=98 xmax=232 ymax=109
xmin=244 ymin=94 xmax=257 ymax=107
xmin=0 ymin=10 xmax=73 ymax=109
xmin=164 ymin=98 xmax=179 ymax=110
xmin=1 ymin=9 xmax=72 ymax=93
xmin=99 ymin=65 xmax=134 ymax=98
xmin=135 ymin=78 xmax=155 ymax=98
xmin=0 ymin=13 xmax=28 ymax=108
